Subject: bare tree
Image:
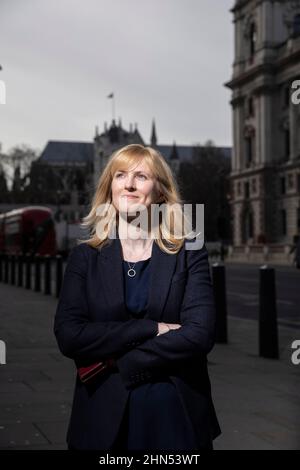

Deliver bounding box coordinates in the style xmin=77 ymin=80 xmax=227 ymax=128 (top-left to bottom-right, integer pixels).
xmin=1 ymin=144 xmax=39 ymax=191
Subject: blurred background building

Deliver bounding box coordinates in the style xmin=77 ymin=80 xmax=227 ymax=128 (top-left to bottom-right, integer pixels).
xmin=226 ymin=0 xmax=300 ymax=263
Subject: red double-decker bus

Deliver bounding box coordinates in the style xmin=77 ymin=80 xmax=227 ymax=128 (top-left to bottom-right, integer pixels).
xmin=0 ymin=206 xmax=57 ymax=255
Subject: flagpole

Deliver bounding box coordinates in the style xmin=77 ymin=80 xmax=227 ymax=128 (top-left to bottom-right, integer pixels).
xmin=112 ymin=94 xmax=115 ymax=121
xmin=107 ymin=92 xmax=116 ymax=121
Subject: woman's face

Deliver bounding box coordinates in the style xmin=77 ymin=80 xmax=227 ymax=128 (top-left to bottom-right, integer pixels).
xmin=111 ymin=159 xmax=160 ymax=215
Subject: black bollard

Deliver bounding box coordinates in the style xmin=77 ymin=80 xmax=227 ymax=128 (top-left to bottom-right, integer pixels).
xmin=4 ymin=254 xmax=9 ymax=283
xmin=212 ymin=263 xmax=228 ymax=343
xmin=34 ymin=255 xmax=41 ymax=292
xmin=259 ymin=266 xmax=279 ymax=359
xmin=10 ymin=254 xmax=16 ymax=285
xmin=25 ymin=253 xmax=31 ymax=289
xmin=44 ymin=255 xmax=51 ymax=295
xmin=55 ymin=255 xmax=63 ymax=298
xmin=18 ymin=255 xmax=23 ymax=287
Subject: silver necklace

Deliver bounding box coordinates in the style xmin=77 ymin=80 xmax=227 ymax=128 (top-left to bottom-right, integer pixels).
xmin=124 ymin=241 xmax=153 ymax=278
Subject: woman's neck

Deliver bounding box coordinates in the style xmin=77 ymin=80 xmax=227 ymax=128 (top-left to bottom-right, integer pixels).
xmin=118 ymin=227 xmax=153 ymax=261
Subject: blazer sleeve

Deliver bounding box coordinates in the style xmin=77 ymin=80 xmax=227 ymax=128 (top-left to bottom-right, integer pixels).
xmin=116 ymin=245 xmax=216 ymax=389
xmin=54 ymin=244 xmax=158 ymax=363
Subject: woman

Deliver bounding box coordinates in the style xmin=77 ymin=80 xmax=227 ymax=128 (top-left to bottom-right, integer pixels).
xmin=54 ymin=144 xmax=221 ymax=451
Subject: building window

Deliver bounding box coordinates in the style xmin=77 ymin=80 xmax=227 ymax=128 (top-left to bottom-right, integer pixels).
xmin=283 ymin=85 xmax=290 ymax=108
xmin=284 ymin=127 xmax=290 ymax=158
xmin=288 ymin=173 xmax=294 ymax=189
xmin=297 ymin=207 xmax=300 ymax=232
xmin=249 ymin=22 xmax=257 ymax=57
xmin=280 ymin=176 xmax=286 ymax=195
xmin=236 ymin=181 xmax=241 ymax=196
xmin=281 ymin=209 xmax=287 ymax=236
xmin=293 ymin=14 xmax=300 ymax=37
xmin=242 ymin=209 xmax=254 ymax=243
xmin=251 ymin=178 xmax=257 ymax=193
xmin=298 ymin=174 xmax=300 ymax=192
xmin=245 ymin=181 xmax=250 ymax=199
xmin=247 ymin=96 xmax=254 ymax=117
xmin=245 ymin=135 xmax=255 ymax=167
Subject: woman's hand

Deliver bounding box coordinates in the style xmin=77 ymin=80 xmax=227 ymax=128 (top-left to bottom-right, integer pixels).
xmin=167 ymin=323 xmax=181 ymax=330
xmin=157 ymin=322 xmax=181 ymax=336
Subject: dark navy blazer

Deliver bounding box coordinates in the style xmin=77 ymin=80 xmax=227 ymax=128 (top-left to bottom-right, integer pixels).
xmin=54 ymin=235 xmax=221 ymax=450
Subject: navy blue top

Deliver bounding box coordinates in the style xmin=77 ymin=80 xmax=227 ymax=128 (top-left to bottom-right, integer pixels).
xmin=118 ymin=258 xmax=197 ymax=451
xmin=123 ymin=258 xmax=151 ymax=318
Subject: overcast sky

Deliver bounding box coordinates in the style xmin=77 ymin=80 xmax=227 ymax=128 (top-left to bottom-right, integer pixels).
xmin=0 ymin=0 xmax=234 ymax=154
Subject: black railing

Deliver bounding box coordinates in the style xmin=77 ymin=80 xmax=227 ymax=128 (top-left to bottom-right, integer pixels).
xmin=0 ymin=252 xmax=66 ymax=299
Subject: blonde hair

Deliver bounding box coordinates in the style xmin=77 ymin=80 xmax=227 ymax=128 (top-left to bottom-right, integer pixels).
xmin=78 ymin=144 xmax=193 ymax=254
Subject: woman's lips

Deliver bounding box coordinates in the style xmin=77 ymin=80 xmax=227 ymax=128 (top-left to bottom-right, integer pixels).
xmin=123 ymin=195 xmax=138 ymax=199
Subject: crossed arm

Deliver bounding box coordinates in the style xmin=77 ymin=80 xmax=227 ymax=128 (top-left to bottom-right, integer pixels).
xmin=54 ymin=245 xmax=216 ymax=388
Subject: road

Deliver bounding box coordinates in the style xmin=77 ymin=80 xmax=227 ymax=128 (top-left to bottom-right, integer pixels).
xmin=222 ymin=263 xmax=300 ymax=329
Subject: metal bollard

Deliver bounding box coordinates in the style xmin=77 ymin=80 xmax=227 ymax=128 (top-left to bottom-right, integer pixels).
xmin=55 ymin=255 xmax=63 ymax=298
xmin=259 ymin=265 xmax=279 ymax=359
xmin=25 ymin=253 xmax=31 ymax=289
xmin=10 ymin=254 xmax=16 ymax=285
xmin=212 ymin=263 xmax=228 ymax=343
xmin=18 ymin=255 xmax=23 ymax=287
xmin=0 ymin=253 xmax=3 ymax=282
xmin=4 ymin=254 xmax=9 ymax=283
xmin=34 ymin=255 xmax=41 ymax=292
xmin=44 ymin=255 xmax=51 ymax=295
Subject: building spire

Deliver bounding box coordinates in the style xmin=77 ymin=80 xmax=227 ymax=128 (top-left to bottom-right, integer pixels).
xmin=170 ymin=141 xmax=179 ymax=160
xmin=150 ymin=119 xmax=157 ymax=146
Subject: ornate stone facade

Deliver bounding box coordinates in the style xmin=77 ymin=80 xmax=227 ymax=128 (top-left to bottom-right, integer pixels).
xmin=226 ymin=0 xmax=300 ymax=252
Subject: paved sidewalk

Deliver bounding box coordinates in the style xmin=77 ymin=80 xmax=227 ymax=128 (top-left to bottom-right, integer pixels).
xmin=210 ymin=317 xmax=300 ymax=450
xmin=0 ymin=282 xmax=299 ymax=450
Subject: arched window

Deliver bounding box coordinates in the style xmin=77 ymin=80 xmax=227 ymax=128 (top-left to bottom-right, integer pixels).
xmin=293 ymin=14 xmax=300 ymax=36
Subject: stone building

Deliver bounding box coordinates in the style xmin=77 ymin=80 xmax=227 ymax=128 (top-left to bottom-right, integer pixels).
xmin=226 ymin=0 xmax=300 ymax=262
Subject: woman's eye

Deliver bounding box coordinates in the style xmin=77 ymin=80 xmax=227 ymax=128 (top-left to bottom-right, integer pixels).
xmin=137 ymin=174 xmax=147 ymax=180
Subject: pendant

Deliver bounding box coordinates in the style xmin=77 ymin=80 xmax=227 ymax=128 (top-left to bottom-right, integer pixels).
xmin=127 ymin=268 xmax=136 ymax=277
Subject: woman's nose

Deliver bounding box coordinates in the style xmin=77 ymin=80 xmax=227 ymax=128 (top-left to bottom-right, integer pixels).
xmin=124 ymin=175 xmax=135 ymax=189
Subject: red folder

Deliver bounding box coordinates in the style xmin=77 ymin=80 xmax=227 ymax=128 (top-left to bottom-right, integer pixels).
xmin=77 ymin=359 xmax=115 ymax=383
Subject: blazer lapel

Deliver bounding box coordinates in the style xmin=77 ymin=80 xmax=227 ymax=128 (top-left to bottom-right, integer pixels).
xmin=97 ymin=236 xmax=177 ymax=323
xmin=97 ymin=237 xmax=128 ymax=321
xmin=145 ymin=241 xmax=177 ymax=322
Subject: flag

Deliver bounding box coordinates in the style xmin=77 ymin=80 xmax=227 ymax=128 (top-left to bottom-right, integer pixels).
xmin=107 ymin=92 xmax=114 ymax=99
